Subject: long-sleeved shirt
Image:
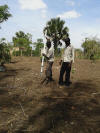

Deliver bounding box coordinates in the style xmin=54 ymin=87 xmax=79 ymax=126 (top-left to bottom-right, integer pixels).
xmin=62 ymin=45 xmax=74 ymax=63
xmin=46 ymin=45 xmax=54 ymax=62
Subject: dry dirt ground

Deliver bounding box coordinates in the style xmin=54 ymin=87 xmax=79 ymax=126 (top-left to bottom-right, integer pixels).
xmin=0 ymin=57 xmax=100 ymax=133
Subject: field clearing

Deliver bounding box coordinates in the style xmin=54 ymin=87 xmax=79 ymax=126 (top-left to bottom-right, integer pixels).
xmin=0 ymin=57 xmax=100 ymax=133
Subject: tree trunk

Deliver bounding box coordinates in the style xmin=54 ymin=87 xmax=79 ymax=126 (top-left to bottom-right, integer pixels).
xmin=21 ymin=50 xmax=22 ymax=56
xmin=31 ymin=50 xmax=32 ymax=57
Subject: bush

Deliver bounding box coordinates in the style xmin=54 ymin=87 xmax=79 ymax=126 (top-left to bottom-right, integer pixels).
xmin=0 ymin=43 xmax=11 ymax=65
xmin=12 ymin=50 xmax=21 ymax=56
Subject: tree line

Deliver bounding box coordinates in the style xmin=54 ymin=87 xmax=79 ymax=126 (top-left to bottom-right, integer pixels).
xmin=0 ymin=4 xmax=100 ymax=66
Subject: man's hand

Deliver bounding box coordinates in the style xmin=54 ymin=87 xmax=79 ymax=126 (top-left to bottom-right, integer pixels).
xmin=42 ymin=53 xmax=45 ymax=56
xmin=68 ymin=61 xmax=72 ymax=67
xmin=42 ymin=53 xmax=49 ymax=60
xmin=59 ymin=60 xmax=62 ymax=65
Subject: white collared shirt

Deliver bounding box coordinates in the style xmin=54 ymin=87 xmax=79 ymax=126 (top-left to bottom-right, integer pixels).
xmin=62 ymin=45 xmax=74 ymax=63
xmin=46 ymin=45 xmax=54 ymax=62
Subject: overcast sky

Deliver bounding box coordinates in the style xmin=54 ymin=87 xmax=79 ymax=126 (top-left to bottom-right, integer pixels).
xmin=0 ymin=0 xmax=100 ymax=48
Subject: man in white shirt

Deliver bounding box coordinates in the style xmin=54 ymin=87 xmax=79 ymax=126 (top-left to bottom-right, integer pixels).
xmin=59 ymin=38 xmax=74 ymax=86
xmin=42 ymin=39 xmax=54 ymax=82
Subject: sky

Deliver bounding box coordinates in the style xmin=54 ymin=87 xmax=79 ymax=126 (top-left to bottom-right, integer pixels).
xmin=0 ymin=0 xmax=100 ymax=48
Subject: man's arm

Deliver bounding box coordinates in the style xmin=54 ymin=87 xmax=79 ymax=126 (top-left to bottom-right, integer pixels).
xmin=71 ymin=46 xmax=74 ymax=63
xmin=59 ymin=60 xmax=63 ymax=65
xmin=68 ymin=47 xmax=74 ymax=67
xmin=59 ymin=48 xmax=64 ymax=65
xmin=72 ymin=47 xmax=74 ymax=63
xmin=42 ymin=53 xmax=49 ymax=60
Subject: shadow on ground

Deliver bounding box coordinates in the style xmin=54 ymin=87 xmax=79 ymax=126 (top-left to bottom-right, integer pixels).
xmin=14 ymin=80 xmax=100 ymax=133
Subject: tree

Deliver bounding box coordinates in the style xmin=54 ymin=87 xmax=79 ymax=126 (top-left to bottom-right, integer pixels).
xmin=75 ymin=49 xmax=83 ymax=59
xmin=33 ymin=38 xmax=44 ymax=56
xmin=0 ymin=38 xmax=11 ymax=66
xmin=43 ymin=17 xmax=69 ymax=49
xmin=0 ymin=5 xmax=11 ymax=68
xmin=82 ymin=37 xmax=100 ymax=60
xmin=0 ymin=4 xmax=12 ymax=26
xmin=12 ymin=31 xmax=32 ymax=56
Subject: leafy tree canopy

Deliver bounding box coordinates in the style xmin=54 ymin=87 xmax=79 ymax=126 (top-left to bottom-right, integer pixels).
xmin=0 ymin=38 xmax=11 ymax=65
xmin=12 ymin=31 xmax=32 ymax=49
xmin=33 ymin=38 xmax=44 ymax=56
xmin=82 ymin=37 xmax=100 ymax=59
xmin=43 ymin=17 xmax=69 ymax=49
xmin=0 ymin=4 xmax=12 ymax=24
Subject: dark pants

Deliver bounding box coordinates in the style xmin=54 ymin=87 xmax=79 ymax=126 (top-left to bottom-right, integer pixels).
xmin=59 ymin=62 xmax=71 ymax=84
xmin=45 ymin=62 xmax=53 ymax=80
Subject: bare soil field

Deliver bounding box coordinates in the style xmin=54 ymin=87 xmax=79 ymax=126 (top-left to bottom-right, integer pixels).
xmin=0 ymin=57 xmax=100 ymax=133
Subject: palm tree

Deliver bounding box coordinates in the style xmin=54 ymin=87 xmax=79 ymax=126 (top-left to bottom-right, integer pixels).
xmin=43 ymin=17 xmax=69 ymax=49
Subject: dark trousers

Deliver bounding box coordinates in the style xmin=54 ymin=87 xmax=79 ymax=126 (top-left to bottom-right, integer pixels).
xmin=45 ymin=62 xmax=53 ymax=80
xmin=59 ymin=62 xmax=71 ymax=84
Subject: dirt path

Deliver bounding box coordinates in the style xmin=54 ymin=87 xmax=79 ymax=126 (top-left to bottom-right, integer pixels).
xmin=0 ymin=57 xmax=100 ymax=133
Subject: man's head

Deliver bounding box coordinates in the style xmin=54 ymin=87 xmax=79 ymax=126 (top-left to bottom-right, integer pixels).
xmin=46 ymin=39 xmax=51 ymax=49
xmin=64 ymin=38 xmax=70 ymax=47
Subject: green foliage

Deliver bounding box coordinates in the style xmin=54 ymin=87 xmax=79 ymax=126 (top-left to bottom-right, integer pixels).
xmin=12 ymin=47 xmax=33 ymax=56
xmin=12 ymin=50 xmax=20 ymax=56
xmin=0 ymin=5 xmax=11 ymax=65
xmin=33 ymin=38 xmax=44 ymax=56
xmin=23 ymin=47 xmax=33 ymax=56
xmin=44 ymin=17 xmax=69 ymax=49
xmin=0 ymin=38 xmax=11 ymax=65
xmin=40 ymin=56 xmax=46 ymax=62
xmin=72 ymin=67 xmax=76 ymax=74
xmin=55 ymin=48 xmax=62 ymax=57
xmin=75 ymin=48 xmax=83 ymax=59
xmin=82 ymin=37 xmax=100 ymax=60
xmin=0 ymin=4 xmax=12 ymax=24
xmin=12 ymin=31 xmax=33 ymax=56
xmin=13 ymin=31 xmax=32 ymax=48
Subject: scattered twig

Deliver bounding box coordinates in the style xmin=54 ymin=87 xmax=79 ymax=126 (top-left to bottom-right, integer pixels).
xmin=19 ymin=102 xmax=27 ymax=117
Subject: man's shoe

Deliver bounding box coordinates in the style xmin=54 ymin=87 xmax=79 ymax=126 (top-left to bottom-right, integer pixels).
xmin=65 ymin=82 xmax=71 ymax=86
xmin=59 ymin=82 xmax=64 ymax=89
xmin=59 ymin=82 xmax=64 ymax=86
xmin=64 ymin=81 xmax=72 ymax=85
